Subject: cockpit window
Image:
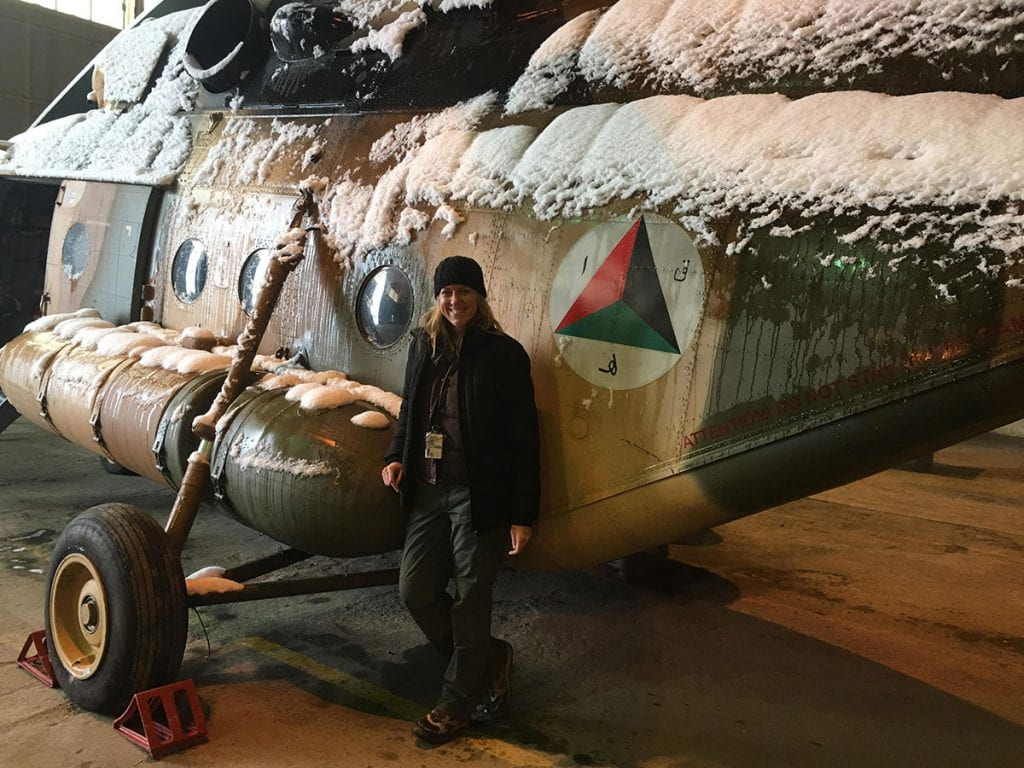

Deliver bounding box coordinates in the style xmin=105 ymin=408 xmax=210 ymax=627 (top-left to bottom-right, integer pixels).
xmin=61 ymin=223 xmax=90 ymax=280
xmin=238 ymin=248 xmax=274 ymax=315
xmin=356 ymin=265 xmax=414 ymax=349
xmin=171 ymin=239 xmax=208 ymax=304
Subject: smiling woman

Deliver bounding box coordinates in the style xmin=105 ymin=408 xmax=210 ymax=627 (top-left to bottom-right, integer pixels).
xmin=381 ymin=255 xmax=541 ymax=743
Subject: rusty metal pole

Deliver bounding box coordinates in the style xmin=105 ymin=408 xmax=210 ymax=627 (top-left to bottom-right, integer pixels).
xmin=165 ymin=192 xmax=318 ymax=556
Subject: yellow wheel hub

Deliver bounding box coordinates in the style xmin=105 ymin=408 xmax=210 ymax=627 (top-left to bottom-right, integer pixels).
xmin=49 ymin=554 xmax=108 ymax=679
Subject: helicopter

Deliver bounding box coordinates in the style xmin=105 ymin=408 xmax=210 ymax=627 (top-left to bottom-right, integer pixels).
xmin=1 ymin=0 xmax=1023 ymax=716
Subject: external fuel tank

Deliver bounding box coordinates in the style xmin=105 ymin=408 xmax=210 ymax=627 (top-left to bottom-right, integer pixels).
xmin=0 ymin=329 xmax=403 ymax=558
xmin=210 ymin=386 xmax=403 ymax=557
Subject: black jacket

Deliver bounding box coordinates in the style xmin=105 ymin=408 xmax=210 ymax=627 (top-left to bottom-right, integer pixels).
xmin=385 ymin=326 xmax=540 ymax=531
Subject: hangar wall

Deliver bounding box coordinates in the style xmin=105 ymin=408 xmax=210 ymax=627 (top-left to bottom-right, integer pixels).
xmin=0 ymin=0 xmax=116 ymax=141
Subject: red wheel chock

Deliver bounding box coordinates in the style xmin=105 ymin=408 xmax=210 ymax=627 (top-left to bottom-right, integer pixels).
xmin=16 ymin=630 xmax=59 ymax=688
xmin=113 ymin=679 xmax=208 ymax=758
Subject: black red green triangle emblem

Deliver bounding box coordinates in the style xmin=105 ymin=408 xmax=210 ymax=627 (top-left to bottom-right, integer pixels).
xmin=555 ymin=218 xmax=680 ymax=353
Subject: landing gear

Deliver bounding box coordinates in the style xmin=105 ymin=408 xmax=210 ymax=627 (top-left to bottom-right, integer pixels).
xmin=44 ymin=504 xmax=187 ymax=714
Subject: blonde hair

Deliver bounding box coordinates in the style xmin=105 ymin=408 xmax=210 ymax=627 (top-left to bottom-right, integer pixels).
xmin=421 ymin=291 xmax=502 ymax=360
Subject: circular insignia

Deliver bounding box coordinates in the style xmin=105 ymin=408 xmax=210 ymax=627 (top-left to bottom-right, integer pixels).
xmin=550 ymin=214 xmax=704 ymax=390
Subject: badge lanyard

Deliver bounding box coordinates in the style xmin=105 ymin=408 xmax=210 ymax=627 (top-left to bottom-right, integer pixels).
xmin=424 ymin=356 xmax=458 ymax=460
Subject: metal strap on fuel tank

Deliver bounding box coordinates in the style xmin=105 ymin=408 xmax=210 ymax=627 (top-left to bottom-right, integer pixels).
xmin=35 ymin=345 xmax=69 ymax=440
xmin=152 ymin=406 xmax=174 ymax=479
xmin=152 ymin=370 xmax=223 ymax=485
xmin=209 ymin=386 xmax=265 ymax=505
xmin=88 ymin=357 xmax=135 ymax=459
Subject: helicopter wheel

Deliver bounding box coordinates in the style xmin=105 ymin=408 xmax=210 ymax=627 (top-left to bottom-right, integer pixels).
xmin=44 ymin=503 xmax=187 ymax=714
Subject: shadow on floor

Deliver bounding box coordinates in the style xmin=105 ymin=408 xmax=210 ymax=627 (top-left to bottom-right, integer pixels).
xmin=179 ymin=567 xmax=1024 ymax=768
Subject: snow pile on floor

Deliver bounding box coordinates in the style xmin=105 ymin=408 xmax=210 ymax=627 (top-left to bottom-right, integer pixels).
xmin=507 ymin=0 xmax=1024 ymax=112
xmin=0 ymin=9 xmax=200 ymax=185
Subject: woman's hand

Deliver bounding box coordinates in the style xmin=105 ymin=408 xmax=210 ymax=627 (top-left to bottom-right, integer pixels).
xmin=508 ymin=524 xmax=532 ymax=555
xmin=381 ymin=462 xmax=403 ymax=492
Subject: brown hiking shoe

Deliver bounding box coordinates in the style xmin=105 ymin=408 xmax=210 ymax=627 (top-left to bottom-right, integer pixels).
xmin=412 ymin=708 xmax=469 ymax=744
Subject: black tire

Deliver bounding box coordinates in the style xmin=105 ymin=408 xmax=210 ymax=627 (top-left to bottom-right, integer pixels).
xmin=44 ymin=503 xmax=187 ymax=714
xmin=99 ymin=457 xmax=137 ymax=476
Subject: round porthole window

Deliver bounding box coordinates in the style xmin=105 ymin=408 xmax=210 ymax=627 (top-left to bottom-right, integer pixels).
xmin=356 ymin=265 xmax=414 ymax=349
xmin=61 ymin=223 xmax=90 ymax=280
xmin=238 ymin=248 xmax=274 ymax=315
xmin=171 ymin=239 xmax=208 ymax=304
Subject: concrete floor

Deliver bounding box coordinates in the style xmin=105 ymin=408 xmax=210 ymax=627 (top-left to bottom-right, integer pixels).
xmin=0 ymin=419 xmax=1022 ymax=768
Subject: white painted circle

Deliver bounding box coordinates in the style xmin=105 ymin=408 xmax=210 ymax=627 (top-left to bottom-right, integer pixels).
xmin=550 ymin=214 xmax=704 ymax=390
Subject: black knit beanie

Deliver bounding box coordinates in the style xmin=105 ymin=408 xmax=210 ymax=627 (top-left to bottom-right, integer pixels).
xmin=433 ymin=255 xmax=487 ymax=298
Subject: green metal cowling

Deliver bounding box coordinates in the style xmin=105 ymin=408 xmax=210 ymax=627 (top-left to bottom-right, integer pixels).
xmin=153 ymin=371 xmax=230 ymax=489
xmin=210 ymin=387 xmax=403 ymax=557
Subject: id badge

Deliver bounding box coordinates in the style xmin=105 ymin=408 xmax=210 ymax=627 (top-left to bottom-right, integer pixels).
xmin=425 ymin=430 xmax=444 ymax=460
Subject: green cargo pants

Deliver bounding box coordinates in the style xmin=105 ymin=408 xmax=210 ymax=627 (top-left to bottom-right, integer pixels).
xmin=399 ymin=481 xmax=508 ymax=720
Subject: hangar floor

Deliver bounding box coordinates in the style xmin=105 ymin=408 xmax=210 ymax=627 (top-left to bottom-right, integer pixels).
xmin=0 ymin=419 xmax=1022 ymax=768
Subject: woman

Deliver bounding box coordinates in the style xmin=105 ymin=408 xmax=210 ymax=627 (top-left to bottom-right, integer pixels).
xmin=381 ymin=255 xmax=540 ymax=744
